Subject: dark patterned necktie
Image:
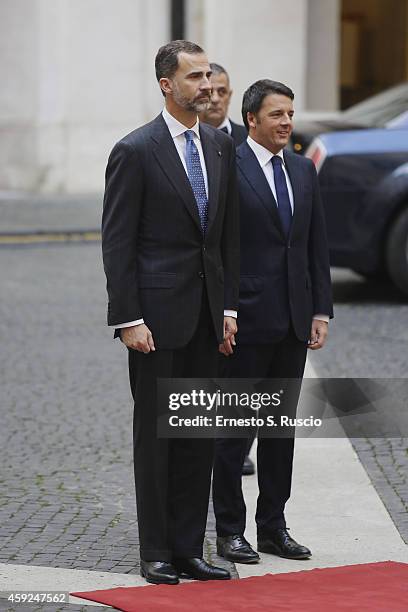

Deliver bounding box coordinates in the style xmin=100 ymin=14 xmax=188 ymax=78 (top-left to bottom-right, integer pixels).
xmin=220 ymin=126 xmax=229 ymax=134
xmin=271 ymin=155 xmax=292 ymax=237
xmin=184 ymin=130 xmax=208 ymax=234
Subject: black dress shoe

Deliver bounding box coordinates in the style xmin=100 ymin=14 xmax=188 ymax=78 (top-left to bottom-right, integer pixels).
xmin=242 ymin=455 xmax=255 ymax=476
xmin=173 ymin=558 xmax=231 ymax=581
xmin=217 ymin=534 xmax=260 ymax=564
xmin=258 ymin=528 xmax=311 ymax=560
xmin=140 ymin=560 xmax=179 ymax=585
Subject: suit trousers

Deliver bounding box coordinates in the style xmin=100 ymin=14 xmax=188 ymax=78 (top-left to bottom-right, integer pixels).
xmin=213 ymin=327 xmax=307 ymax=537
xmin=128 ymin=288 xmax=219 ymax=561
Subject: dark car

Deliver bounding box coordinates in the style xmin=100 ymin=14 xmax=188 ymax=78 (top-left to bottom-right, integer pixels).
xmin=291 ymin=82 xmax=408 ymax=154
xmin=306 ymin=128 xmax=408 ymax=295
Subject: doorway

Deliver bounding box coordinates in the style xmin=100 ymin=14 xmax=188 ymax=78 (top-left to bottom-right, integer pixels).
xmin=340 ymin=0 xmax=408 ymax=108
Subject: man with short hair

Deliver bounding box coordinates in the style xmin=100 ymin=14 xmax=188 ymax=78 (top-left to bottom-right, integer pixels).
xmin=199 ymin=63 xmax=247 ymax=146
xmin=213 ymin=79 xmax=333 ymax=565
xmin=200 ymin=63 xmax=256 ymax=477
xmin=102 ymin=40 xmax=239 ymax=585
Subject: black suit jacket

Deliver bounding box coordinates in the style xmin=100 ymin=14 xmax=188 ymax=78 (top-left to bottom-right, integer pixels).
xmin=102 ymin=114 xmax=240 ymax=349
xmin=236 ymin=141 xmax=333 ymax=344
xmin=229 ymin=120 xmax=247 ymax=146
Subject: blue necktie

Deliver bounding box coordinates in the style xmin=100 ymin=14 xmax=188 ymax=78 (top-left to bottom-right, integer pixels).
xmin=184 ymin=130 xmax=208 ymax=234
xmin=271 ymin=155 xmax=292 ymax=238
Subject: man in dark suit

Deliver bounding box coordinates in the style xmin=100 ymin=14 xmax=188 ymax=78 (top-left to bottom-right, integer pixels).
xmin=102 ymin=40 xmax=239 ymax=585
xmin=199 ymin=63 xmax=247 ymax=146
xmin=213 ymin=80 xmax=333 ymax=565
xmin=199 ymin=63 xmax=256 ymax=477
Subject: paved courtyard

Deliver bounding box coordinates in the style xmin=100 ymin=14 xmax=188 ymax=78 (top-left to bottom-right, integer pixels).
xmin=0 ymin=236 xmax=406 ymax=610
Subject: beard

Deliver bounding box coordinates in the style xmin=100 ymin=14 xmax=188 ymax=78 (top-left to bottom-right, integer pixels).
xmin=172 ymin=82 xmax=210 ymax=113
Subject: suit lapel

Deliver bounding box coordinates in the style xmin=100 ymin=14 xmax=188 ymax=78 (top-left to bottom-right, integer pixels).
xmin=237 ymin=142 xmax=285 ymax=238
xmin=200 ymin=124 xmax=221 ymax=232
xmin=150 ymin=115 xmax=202 ymax=232
xmin=283 ymin=150 xmax=304 ymax=240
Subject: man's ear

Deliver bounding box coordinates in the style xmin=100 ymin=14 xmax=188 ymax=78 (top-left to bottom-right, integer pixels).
xmin=159 ymin=77 xmax=172 ymax=95
xmin=247 ymin=112 xmax=256 ymax=129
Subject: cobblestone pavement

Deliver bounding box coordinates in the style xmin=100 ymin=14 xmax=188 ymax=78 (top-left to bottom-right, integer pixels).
xmin=0 ymin=243 xmax=141 ymax=575
xmin=0 ymin=244 xmax=405 ymax=611
xmin=310 ymin=268 xmax=408 ymax=543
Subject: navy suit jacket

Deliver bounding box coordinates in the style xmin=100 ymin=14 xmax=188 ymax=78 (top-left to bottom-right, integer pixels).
xmin=236 ymin=141 xmax=333 ymax=344
xmin=229 ymin=120 xmax=247 ymax=146
xmin=102 ymin=114 xmax=240 ymax=349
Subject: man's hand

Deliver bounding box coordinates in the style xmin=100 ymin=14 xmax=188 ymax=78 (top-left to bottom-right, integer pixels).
xmin=308 ymin=319 xmax=328 ymax=350
xmin=219 ymin=316 xmax=238 ymax=356
xmin=120 ymin=324 xmax=155 ymax=353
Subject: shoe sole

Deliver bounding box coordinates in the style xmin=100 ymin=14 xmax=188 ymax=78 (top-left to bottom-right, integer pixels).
xmin=257 ymin=546 xmax=311 ymax=560
xmin=217 ymin=548 xmax=260 ymax=564
xmin=177 ymin=572 xmax=231 ymax=580
xmin=140 ymin=569 xmax=179 ymax=585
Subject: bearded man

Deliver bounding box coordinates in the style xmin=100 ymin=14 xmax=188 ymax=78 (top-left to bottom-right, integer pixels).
xmin=102 ymin=40 xmax=239 ymax=585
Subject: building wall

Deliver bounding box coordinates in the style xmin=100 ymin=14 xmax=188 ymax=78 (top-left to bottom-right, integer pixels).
xmin=0 ymin=0 xmax=339 ymax=193
xmin=0 ymin=0 xmax=39 ymax=190
xmin=0 ymin=0 xmax=169 ymax=193
xmin=306 ymin=0 xmax=340 ymax=110
xmin=187 ymin=0 xmax=340 ymax=123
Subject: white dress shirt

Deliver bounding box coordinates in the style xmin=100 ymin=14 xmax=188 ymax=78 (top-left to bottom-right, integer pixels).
xmin=217 ymin=117 xmax=232 ymax=135
xmin=246 ymin=136 xmax=329 ymax=324
xmin=161 ymin=106 xmax=209 ymax=197
xmin=114 ymin=107 xmax=236 ymax=329
xmin=247 ymin=136 xmax=294 ymax=213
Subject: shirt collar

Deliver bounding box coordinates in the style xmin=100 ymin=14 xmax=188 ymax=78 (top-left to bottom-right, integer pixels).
xmin=217 ymin=117 xmax=232 ymax=134
xmin=162 ymin=106 xmax=201 ymax=140
xmin=246 ymin=135 xmax=285 ymax=168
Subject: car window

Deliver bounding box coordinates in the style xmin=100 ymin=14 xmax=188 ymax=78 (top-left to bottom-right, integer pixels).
xmin=342 ymin=82 xmax=408 ymax=127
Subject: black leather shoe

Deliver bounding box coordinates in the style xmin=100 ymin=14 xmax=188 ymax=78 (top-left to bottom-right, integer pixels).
xmin=173 ymin=558 xmax=231 ymax=581
xmin=242 ymin=455 xmax=255 ymax=476
xmin=140 ymin=560 xmax=179 ymax=585
xmin=217 ymin=534 xmax=260 ymax=563
xmin=258 ymin=528 xmax=311 ymax=560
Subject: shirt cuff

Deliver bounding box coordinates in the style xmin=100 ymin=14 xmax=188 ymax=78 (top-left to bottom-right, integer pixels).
xmin=224 ymin=310 xmax=237 ymax=318
xmin=112 ymin=318 xmax=144 ymax=329
xmin=313 ymin=314 xmax=329 ymax=323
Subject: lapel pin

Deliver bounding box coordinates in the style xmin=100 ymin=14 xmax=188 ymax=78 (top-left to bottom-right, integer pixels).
xmin=217 ymin=151 xmax=222 ymax=157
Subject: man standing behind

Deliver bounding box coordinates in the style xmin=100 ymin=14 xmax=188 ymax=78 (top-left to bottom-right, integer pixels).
xmin=199 ymin=63 xmax=247 ymax=146
xmin=102 ymin=41 xmax=239 ymax=584
xmin=200 ymin=63 xmax=256 ymax=477
xmin=213 ymin=80 xmax=333 ymax=565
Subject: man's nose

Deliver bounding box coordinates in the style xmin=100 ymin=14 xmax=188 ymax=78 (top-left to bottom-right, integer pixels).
xmin=210 ymin=88 xmax=220 ymax=102
xmin=200 ymin=76 xmax=212 ymax=91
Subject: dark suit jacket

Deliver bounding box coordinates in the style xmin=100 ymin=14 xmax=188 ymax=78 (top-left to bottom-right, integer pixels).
xmin=229 ymin=120 xmax=247 ymax=146
xmin=102 ymin=114 xmax=240 ymax=349
xmin=236 ymin=141 xmax=333 ymax=345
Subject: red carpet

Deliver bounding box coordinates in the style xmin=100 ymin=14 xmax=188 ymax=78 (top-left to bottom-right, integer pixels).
xmin=72 ymin=561 xmax=408 ymax=611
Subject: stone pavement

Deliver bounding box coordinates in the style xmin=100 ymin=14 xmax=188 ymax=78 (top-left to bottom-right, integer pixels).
xmin=351 ymin=438 xmax=408 ymax=543
xmin=310 ymin=267 xmax=408 ymax=545
xmin=237 ymin=362 xmax=408 ymax=580
xmin=0 ymin=205 xmax=232 ymax=609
